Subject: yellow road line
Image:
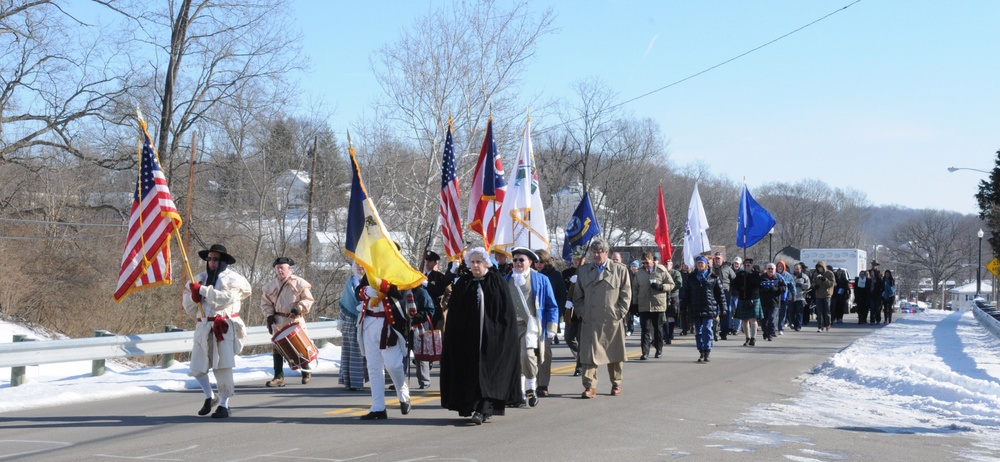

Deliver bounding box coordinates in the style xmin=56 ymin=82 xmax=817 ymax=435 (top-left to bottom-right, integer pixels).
xmin=324 ymin=391 xmax=441 ymax=416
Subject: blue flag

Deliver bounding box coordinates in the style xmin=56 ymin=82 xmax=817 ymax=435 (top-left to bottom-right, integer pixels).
xmin=563 ymin=192 xmax=601 ymax=261
xmin=736 ymin=185 xmax=776 ymax=249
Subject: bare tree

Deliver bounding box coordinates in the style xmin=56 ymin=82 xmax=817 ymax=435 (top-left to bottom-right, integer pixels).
xmin=888 ymin=210 xmax=978 ymax=308
xmin=0 ymin=0 xmax=135 ymax=167
xmin=365 ymin=0 xmax=555 ymax=260
xmin=758 ymin=179 xmax=871 ymax=251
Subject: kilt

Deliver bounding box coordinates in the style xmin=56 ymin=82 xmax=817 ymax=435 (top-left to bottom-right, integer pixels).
xmin=734 ymin=299 xmax=763 ymax=320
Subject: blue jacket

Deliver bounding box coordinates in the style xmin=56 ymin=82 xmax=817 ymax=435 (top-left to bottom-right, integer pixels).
xmin=505 ymin=269 xmax=560 ymax=336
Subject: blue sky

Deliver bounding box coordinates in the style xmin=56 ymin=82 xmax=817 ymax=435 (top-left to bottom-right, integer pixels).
xmin=291 ymin=1 xmax=999 ymax=215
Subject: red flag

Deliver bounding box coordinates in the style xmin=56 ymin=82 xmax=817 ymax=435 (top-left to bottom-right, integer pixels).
xmin=654 ymin=184 xmax=673 ymax=261
xmin=113 ymin=117 xmax=182 ymax=302
xmin=465 ymin=119 xmax=506 ymax=251
xmin=439 ymin=121 xmax=464 ymax=260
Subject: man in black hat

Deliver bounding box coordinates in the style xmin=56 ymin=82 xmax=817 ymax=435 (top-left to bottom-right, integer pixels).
xmin=503 ymin=247 xmax=559 ymax=407
xmin=421 ymin=250 xmax=451 ymax=330
xmin=183 ymin=244 xmax=252 ymax=418
xmin=261 ymin=256 xmax=315 ymax=387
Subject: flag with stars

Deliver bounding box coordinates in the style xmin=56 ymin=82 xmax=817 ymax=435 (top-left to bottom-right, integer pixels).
xmin=439 ymin=121 xmax=464 ymax=261
xmin=114 ymin=115 xmax=182 ymax=302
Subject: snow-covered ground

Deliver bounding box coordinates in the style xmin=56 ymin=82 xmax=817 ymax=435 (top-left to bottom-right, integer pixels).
xmin=3 ymin=310 xmax=999 ymax=456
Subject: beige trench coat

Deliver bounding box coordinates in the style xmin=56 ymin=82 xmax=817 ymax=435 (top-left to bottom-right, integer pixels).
xmin=572 ymin=261 xmax=632 ymax=365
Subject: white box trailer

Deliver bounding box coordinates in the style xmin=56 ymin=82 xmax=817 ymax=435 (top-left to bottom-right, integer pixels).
xmin=799 ymin=248 xmax=868 ymax=280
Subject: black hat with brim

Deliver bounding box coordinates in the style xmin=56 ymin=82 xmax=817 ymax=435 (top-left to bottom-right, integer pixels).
xmin=511 ymin=247 xmax=539 ymax=263
xmin=198 ymin=244 xmax=236 ymax=264
xmin=424 ymin=251 xmax=441 ymax=261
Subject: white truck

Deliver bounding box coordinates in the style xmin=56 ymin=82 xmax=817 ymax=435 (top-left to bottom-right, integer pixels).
xmin=799 ymin=248 xmax=868 ymax=281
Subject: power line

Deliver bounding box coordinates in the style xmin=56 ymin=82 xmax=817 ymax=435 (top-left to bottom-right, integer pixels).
xmin=0 ymin=217 xmax=124 ymax=228
xmin=0 ymin=234 xmax=126 ymax=241
xmin=537 ymin=0 xmax=864 ymax=134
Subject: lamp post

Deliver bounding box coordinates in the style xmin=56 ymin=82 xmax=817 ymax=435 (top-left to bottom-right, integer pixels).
xmin=948 ymin=167 xmax=991 ymax=174
xmin=768 ymin=227 xmax=774 ymax=262
xmin=977 ymin=228 xmax=984 ymax=298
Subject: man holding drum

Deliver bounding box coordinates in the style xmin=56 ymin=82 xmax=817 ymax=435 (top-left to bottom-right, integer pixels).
xmin=261 ymin=256 xmax=315 ymax=387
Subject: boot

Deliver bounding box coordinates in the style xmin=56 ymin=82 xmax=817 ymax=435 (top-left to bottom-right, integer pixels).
xmin=265 ymin=376 xmax=285 ymax=387
xmin=749 ymin=337 xmax=756 ymax=346
xmin=301 ymin=371 xmax=311 ymax=385
xmin=697 ymin=350 xmax=705 ymax=363
xmin=703 ymin=350 xmax=710 ymax=362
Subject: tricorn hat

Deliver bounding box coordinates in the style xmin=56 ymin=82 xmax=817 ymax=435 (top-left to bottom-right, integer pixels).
xmin=272 ymin=256 xmax=295 ymax=267
xmin=511 ymin=247 xmax=539 ymax=263
xmin=198 ymin=244 xmax=236 ymax=264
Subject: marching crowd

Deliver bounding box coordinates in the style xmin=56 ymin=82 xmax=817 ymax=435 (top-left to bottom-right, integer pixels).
xmin=179 ymin=241 xmax=898 ymax=423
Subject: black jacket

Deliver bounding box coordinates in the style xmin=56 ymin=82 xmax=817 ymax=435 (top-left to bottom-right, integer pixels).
xmin=680 ymin=270 xmax=726 ymax=319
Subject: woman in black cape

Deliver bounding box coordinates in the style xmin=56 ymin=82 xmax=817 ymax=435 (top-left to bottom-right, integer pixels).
xmin=439 ymin=246 xmax=521 ymax=425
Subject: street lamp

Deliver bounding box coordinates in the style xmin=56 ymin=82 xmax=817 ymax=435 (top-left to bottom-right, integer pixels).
xmin=977 ymin=228 xmax=984 ymax=297
xmin=768 ymin=227 xmax=774 ymax=262
xmin=948 ymin=166 xmax=991 ymax=174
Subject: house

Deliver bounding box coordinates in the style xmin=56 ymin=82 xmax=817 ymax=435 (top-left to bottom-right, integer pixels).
xmin=948 ymin=282 xmax=994 ymax=312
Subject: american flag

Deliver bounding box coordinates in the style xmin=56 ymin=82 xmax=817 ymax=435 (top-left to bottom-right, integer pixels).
xmin=439 ymin=122 xmax=463 ymax=260
xmin=113 ymin=117 xmax=182 ymax=302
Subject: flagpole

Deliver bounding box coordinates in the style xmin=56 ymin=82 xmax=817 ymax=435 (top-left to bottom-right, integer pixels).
xmin=173 ymin=228 xmax=204 ymax=318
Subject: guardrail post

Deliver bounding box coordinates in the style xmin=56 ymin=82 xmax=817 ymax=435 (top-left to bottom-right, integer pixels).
xmin=315 ymin=317 xmax=335 ymax=348
xmin=10 ymin=334 xmax=30 ymax=387
xmin=160 ymin=325 xmax=186 ymax=368
xmin=92 ymin=330 xmax=112 ymax=376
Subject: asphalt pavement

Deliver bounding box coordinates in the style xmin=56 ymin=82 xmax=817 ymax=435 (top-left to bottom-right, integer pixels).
xmin=0 ymin=320 xmax=980 ymax=461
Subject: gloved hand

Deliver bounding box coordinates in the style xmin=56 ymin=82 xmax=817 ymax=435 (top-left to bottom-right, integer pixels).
xmin=421 ymin=280 xmax=428 ymax=287
xmin=565 ymin=300 xmax=574 ymax=309
xmin=569 ymin=275 xmax=578 ymax=284
xmin=364 ymin=286 xmax=379 ymax=299
xmin=449 ymin=264 xmax=458 ymax=274
xmin=266 ymin=315 xmax=276 ymax=334
xmin=651 ymin=281 xmax=662 ymax=290
xmin=189 ymin=282 xmax=202 ymax=303
xmin=290 ymin=307 xmax=300 ymax=316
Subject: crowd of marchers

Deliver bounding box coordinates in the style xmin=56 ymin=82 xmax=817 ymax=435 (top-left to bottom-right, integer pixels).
xmin=326 ymin=242 xmax=899 ymax=424
xmin=184 ymin=240 xmax=897 ymax=423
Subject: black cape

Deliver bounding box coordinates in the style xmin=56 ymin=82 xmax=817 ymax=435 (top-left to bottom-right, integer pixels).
xmin=439 ymin=270 xmax=521 ymax=416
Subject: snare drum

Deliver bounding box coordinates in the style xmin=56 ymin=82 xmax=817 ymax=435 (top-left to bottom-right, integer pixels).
xmin=271 ymin=323 xmax=318 ymax=370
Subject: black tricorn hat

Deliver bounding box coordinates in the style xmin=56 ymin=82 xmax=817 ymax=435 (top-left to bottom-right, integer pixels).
xmin=198 ymin=244 xmax=236 ymax=264
xmin=272 ymin=256 xmax=295 ymax=267
xmin=511 ymin=247 xmax=539 ymax=263
xmin=424 ymin=250 xmax=441 ymax=261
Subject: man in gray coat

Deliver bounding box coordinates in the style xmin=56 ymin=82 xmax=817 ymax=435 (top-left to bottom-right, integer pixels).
xmin=573 ymin=238 xmax=632 ymax=398
xmin=632 ymin=251 xmax=674 ymax=360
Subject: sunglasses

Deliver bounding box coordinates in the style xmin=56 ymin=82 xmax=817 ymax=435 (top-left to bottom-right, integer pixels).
xmin=206 ymin=257 xmax=221 ymax=262
xmin=512 ymin=258 xmax=527 ymax=262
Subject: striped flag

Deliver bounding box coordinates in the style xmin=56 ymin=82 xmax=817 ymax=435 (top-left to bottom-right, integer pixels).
xmin=113 ymin=115 xmax=182 ymax=302
xmin=466 ymin=118 xmax=506 ymax=251
xmin=439 ymin=121 xmax=464 ymax=261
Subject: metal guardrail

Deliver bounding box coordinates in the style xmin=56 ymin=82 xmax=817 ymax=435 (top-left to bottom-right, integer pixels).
xmin=1 ymin=320 xmax=341 ymax=369
xmin=972 ymin=305 xmax=1000 ymax=340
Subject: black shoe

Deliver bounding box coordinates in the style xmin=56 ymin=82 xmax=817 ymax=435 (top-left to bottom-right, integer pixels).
xmin=526 ymin=389 xmax=538 ymax=407
xmin=210 ymin=406 xmax=229 ymax=419
xmin=400 ymin=401 xmax=411 ymax=415
xmin=573 ymin=368 xmax=581 ymax=377
xmin=639 ymin=355 xmax=648 ymax=360
xmin=360 ymin=410 xmax=388 ymax=420
xmin=654 ymin=351 xmax=662 ymax=358
xmin=471 ymin=412 xmax=485 ymax=425
xmin=743 ymin=339 xmax=749 ymax=346
xmin=553 ymin=335 xmax=560 ymax=345
xmin=749 ymin=338 xmax=756 ymax=346
xmin=697 ymin=350 xmax=705 ymax=363
xmin=703 ymin=350 xmax=711 ymax=362
xmin=198 ymin=394 xmax=219 ymax=416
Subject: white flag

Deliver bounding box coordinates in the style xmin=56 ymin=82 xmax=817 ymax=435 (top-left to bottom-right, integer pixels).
xmin=493 ymin=118 xmax=549 ymax=255
xmin=683 ymin=183 xmax=711 ymax=266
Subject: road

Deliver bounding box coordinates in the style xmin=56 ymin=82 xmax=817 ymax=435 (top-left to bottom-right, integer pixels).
xmin=0 ymin=322 xmax=979 ymax=461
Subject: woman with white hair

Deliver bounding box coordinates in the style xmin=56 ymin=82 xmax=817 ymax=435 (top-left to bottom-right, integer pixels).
xmin=439 ymin=247 xmax=521 ymax=424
